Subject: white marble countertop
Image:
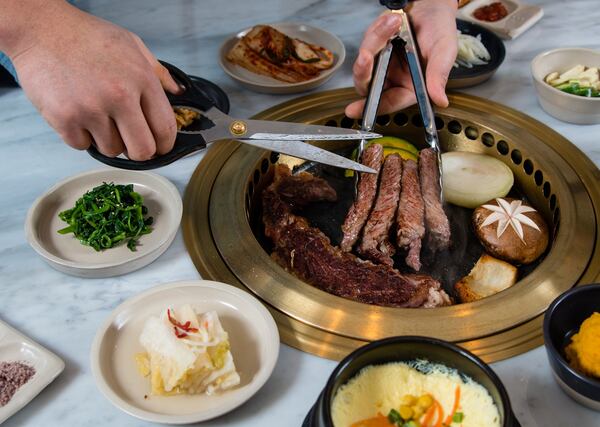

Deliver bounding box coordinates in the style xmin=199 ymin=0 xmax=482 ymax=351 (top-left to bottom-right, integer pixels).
xmin=0 ymin=0 xmax=599 ymax=425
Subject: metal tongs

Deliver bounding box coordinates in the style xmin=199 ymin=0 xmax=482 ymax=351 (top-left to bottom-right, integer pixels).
xmin=355 ymin=0 xmax=444 ymax=200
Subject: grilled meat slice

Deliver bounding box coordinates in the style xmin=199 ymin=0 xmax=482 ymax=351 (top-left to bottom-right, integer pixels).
xmin=263 ymin=165 xmax=450 ymax=308
xmin=419 ymin=148 xmax=451 ymax=251
xmin=245 ymin=25 xmax=292 ymax=64
xmin=358 ymin=154 xmax=402 ymax=266
xmin=396 ymin=159 xmax=426 ymax=271
xmin=340 ymin=144 xmax=384 ymax=252
xmin=274 ymin=169 xmax=337 ymax=206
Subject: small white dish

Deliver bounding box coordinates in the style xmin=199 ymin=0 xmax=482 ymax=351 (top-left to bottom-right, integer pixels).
xmin=0 ymin=319 xmax=65 ymax=424
xmin=25 ymin=169 xmax=182 ymax=278
xmin=219 ymin=22 xmax=345 ymax=94
xmin=531 ymin=48 xmax=600 ymax=125
xmin=90 ymin=280 xmax=280 ymax=424
xmin=458 ymin=0 xmax=543 ymax=40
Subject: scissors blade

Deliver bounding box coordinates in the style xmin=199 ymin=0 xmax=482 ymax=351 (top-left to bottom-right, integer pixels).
xmin=239 ymin=119 xmax=381 ymax=141
xmin=239 ymin=139 xmax=376 ymax=174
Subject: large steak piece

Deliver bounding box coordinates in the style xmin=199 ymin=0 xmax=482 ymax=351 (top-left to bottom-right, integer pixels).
xmin=262 ymin=165 xmax=450 ymax=308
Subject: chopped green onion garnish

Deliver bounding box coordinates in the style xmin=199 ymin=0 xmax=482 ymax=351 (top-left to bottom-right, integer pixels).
xmin=388 ymin=408 xmax=403 ymax=425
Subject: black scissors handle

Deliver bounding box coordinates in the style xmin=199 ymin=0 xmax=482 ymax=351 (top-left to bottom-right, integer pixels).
xmin=87 ymin=61 xmax=221 ymax=170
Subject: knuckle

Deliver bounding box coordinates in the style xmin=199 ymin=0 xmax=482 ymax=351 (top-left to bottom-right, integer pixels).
xmin=106 ymin=82 xmax=130 ymax=103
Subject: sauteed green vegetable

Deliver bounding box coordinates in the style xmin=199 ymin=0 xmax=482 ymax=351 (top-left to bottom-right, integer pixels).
xmin=57 ymin=182 xmax=153 ymax=251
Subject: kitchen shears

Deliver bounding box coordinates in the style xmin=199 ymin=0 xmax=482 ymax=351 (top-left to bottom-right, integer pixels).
xmin=87 ymin=61 xmax=379 ymax=173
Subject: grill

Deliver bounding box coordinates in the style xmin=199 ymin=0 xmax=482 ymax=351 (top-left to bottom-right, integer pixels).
xmin=183 ymin=89 xmax=600 ymax=362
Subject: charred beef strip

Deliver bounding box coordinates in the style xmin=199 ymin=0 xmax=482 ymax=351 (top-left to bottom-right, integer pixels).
xmin=419 ymin=148 xmax=451 ymax=251
xmin=263 ymin=165 xmax=450 ymax=308
xmin=274 ymin=170 xmax=337 ymax=206
xmin=358 ymin=154 xmax=402 ymax=266
xmin=340 ymin=144 xmax=384 ymax=252
xmin=396 ymin=159 xmax=426 ymax=271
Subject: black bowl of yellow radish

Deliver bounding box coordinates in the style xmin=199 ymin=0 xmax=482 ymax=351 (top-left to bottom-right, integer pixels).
xmin=303 ymin=337 xmax=520 ymax=427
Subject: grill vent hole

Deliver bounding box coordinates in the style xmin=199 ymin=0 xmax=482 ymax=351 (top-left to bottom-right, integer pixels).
xmin=534 ymin=170 xmax=544 ymax=186
xmin=253 ymin=169 xmax=260 ymax=185
xmin=393 ymin=113 xmax=409 ymax=126
xmin=261 ymin=159 xmax=269 ymax=174
xmin=270 ymin=152 xmax=279 ymax=164
xmin=448 ymin=120 xmax=462 ymax=134
xmin=248 ymin=181 xmax=254 ymax=198
xmin=550 ymin=194 xmax=557 ymax=211
xmin=481 ymin=132 xmax=495 ymax=147
xmin=554 ymin=207 xmax=560 ymax=225
xmin=511 ymin=149 xmax=522 ymax=165
xmin=523 ymin=159 xmax=534 ymax=175
xmin=497 ymin=140 xmax=509 ymax=155
xmin=435 ymin=116 xmax=445 ymax=130
xmin=543 ymin=182 xmax=551 ymax=198
xmin=465 ymin=126 xmax=479 ymax=140
xmin=376 ymin=115 xmax=391 ymax=126
xmin=340 ymin=116 xmax=354 ymax=128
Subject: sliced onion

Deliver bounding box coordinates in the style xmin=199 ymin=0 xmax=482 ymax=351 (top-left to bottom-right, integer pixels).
xmin=442 ymin=152 xmax=514 ymax=209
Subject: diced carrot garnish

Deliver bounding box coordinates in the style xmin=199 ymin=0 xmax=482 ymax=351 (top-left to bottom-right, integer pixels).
xmin=351 ymin=413 xmax=393 ymax=427
xmin=443 ymin=386 xmax=462 ymax=425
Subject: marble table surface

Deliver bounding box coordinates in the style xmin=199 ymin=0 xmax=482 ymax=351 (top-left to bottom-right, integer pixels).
xmin=1 ymin=0 xmax=599 ymax=425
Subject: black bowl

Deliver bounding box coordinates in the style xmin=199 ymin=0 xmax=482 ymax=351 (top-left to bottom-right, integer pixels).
xmin=448 ymin=19 xmax=506 ymax=88
xmin=543 ymin=284 xmax=600 ymax=411
xmin=303 ymin=336 xmax=520 ymax=427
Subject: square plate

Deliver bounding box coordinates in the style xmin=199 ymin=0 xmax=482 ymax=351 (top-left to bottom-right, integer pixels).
xmin=458 ymin=0 xmax=543 ymax=40
xmin=0 ymin=319 xmax=65 ymax=424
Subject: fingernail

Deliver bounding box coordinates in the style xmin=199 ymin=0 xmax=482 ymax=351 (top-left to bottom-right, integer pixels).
xmin=178 ymin=83 xmax=187 ymax=93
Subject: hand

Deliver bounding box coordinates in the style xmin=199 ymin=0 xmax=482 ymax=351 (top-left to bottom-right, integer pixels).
xmin=345 ymin=0 xmax=458 ymax=119
xmin=6 ymin=1 xmax=181 ymax=160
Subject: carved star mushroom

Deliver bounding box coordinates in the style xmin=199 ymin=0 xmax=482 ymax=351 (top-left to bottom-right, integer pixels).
xmin=480 ymin=198 xmax=541 ymax=243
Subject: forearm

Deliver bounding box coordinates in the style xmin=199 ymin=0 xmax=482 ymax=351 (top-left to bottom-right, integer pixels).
xmin=0 ymin=0 xmax=68 ymax=58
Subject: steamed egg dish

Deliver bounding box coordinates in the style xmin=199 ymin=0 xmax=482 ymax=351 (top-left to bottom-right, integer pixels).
xmin=331 ymin=360 xmax=501 ymax=427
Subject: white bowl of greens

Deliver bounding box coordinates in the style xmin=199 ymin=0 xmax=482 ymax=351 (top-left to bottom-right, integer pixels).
xmin=531 ymin=48 xmax=600 ymax=124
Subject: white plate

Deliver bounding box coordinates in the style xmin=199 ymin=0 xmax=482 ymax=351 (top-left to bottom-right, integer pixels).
xmin=25 ymin=169 xmax=182 ymax=278
xmin=0 ymin=319 xmax=65 ymax=424
xmin=219 ymin=22 xmax=346 ymax=94
xmin=90 ymin=280 xmax=280 ymax=424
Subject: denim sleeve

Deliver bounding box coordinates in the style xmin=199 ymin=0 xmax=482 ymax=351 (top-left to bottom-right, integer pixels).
xmin=0 ymin=52 xmax=18 ymax=83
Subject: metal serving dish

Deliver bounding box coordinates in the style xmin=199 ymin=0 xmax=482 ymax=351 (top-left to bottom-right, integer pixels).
xmin=183 ymin=89 xmax=600 ymax=362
